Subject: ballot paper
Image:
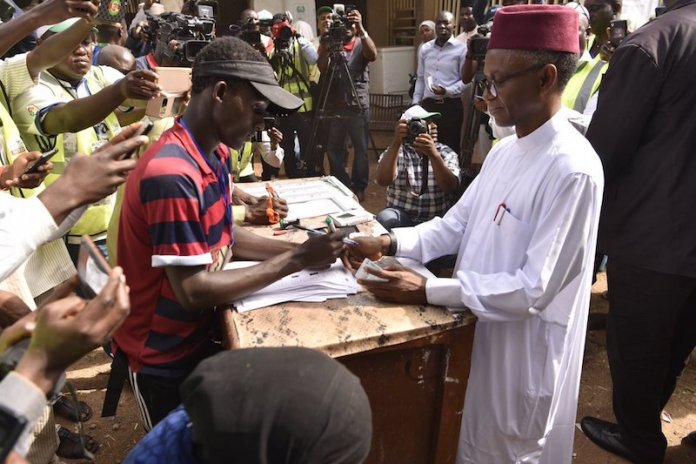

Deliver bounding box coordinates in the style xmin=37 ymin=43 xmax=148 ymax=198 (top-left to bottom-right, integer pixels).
xmin=225 ymin=259 xmax=359 ymax=312
xmin=238 ymin=177 xmax=362 ymax=221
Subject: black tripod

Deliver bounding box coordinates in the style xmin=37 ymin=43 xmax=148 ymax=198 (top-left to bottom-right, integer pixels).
xmin=304 ymin=40 xmax=363 ymax=177
xmin=269 ymin=43 xmax=312 ymax=177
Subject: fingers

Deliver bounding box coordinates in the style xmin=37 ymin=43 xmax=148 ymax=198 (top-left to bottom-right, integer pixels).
xmin=46 ymin=275 xmax=80 ymax=303
xmin=108 ymin=122 xmax=144 ymax=144
xmin=65 ymin=0 xmax=98 ymax=18
xmin=96 ymin=134 xmax=149 ymax=162
xmin=89 ymin=267 xmax=130 ymax=341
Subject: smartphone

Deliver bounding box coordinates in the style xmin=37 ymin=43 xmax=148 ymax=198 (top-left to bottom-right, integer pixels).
xmin=122 ymin=121 xmax=154 ymax=159
xmin=609 ymin=20 xmax=628 ymax=48
xmin=22 ymin=148 xmax=58 ymax=176
xmin=77 ymin=235 xmax=111 ymax=299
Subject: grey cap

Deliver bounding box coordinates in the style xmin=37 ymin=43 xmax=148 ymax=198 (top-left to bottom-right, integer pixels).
xmin=195 ymin=60 xmax=303 ymax=113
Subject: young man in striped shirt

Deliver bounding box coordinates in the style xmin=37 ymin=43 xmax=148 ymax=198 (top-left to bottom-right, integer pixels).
xmin=115 ymin=37 xmax=345 ymax=429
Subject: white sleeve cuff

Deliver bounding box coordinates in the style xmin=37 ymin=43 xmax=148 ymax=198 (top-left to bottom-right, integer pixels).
xmin=425 ymin=277 xmax=467 ymax=310
xmin=151 ymin=253 xmax=212 ymax=268
xmin=392 ymin=226 xmax=421 ymax=259
xmin=0 ymin=372 xmax=47 ymax=457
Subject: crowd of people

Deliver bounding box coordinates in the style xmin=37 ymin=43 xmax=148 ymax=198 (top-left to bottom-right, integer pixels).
xmin=0 ymin=0 xmax=693 ymax=463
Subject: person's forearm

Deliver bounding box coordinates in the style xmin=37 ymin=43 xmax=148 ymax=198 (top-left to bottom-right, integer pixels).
xmin=167 ymin=233 xmax=304 ymax=311
xmin=116 ymin=107 xmax=147 ymax=126
xmin=300 ymin=38 xmax=318 ymax=64
xmin=360 ymin=34 xmax=377 ymax=61
xmin=37 ymin=175 xmax=84 ymax=225
xmin=26 ymin=19 xmax=95 ymax=79
xmin=462 ymin=57 xmax=477 ymax=84
xmin=0 ymin=7 xmax=43 ymax=56
xmin=375 ymin=141 xmax=400 ymax=186
xmin=429 ymin=153 xmax=459 ymax=194
xmin=41 ymin=83 xmax=125 ymax=135
xmin=232 ymin=226 xmax=295 ymax=261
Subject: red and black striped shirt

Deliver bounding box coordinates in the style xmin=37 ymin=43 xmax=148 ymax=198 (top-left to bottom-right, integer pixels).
xmin=115 ymin=119 xmax=233 ymax=376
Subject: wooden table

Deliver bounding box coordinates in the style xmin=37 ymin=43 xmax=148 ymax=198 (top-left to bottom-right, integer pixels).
xmin=222 ymin=179 xmax=477 ymax=464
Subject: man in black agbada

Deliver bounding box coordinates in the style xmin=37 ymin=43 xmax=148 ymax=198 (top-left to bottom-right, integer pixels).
xmin=581 ymin=2 xmax=696 ymax=463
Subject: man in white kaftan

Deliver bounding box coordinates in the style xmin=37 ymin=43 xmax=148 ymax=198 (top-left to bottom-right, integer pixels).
xmin=349 ymin=5 xmax=603 ymax=463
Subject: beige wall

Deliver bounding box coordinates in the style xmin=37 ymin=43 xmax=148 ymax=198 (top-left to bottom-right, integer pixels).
xmin=161 ymin=0 xmax=183 ymax=12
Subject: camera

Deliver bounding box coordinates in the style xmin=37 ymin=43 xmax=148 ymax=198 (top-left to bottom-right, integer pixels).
xmin=156 ymin=12 xmax=215 ymax=66
xmin=405 ymin=118 xmax=429 ymax=144
xmin=327 ymin=3 xmax=356 ymax=51
xmin=272 ymin=18 xmax=294 ymax=50
xmin=470 ymin=6 xmax=499 ymax=62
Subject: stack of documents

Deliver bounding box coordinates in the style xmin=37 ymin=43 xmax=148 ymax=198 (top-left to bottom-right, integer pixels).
xmin=224 ymin=259 xmax=359 ymax=312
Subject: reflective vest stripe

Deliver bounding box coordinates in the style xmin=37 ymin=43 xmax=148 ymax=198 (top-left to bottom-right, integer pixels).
xmin=573 ymin=60 xmax=607 ymax=112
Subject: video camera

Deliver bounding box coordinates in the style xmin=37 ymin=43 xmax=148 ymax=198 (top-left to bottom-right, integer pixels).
xmin=328 ymin=3 xmax=356 ymax=51
xmin=272 ymin=16 xmax=295 ymax=50
xmin=189 ymin=0 xmax=217 ymax=19
xmin=156 ymin=12 xmax=215 ymax=66
xmin=469 ymin=6 xmax=500 ymax=62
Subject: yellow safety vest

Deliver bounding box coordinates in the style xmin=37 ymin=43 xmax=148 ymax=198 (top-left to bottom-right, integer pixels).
xmin=0 ymin=102 xmax=42 ymax=199
xmin=270 ymin=40 xmax=314 ymax=113
xmin=562 ymin=55 xmax=608 ymax=112
xmin=35 ymin=69 xmax=122 ymax=239
xmin=229 ymin=142 xmax=254 ymax=182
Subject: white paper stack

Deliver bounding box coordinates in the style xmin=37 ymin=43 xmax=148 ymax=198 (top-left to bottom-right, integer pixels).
xmin=224 ymin=259 xmax=359 ymax=312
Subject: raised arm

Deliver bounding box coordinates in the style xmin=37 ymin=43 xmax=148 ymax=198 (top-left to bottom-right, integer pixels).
xmin=40 ymin=69 xmax=159 ymax=135
xmin=0 ymin=0 xmax=97 ymax=59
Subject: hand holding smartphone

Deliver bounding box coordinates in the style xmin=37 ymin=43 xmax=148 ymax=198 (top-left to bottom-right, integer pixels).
xmin=22 ymin=148 xmax=58 ymax=176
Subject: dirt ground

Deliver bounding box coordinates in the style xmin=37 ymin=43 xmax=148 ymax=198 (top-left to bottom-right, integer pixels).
xmin=60 ymin=134 xmax=696 ymax=463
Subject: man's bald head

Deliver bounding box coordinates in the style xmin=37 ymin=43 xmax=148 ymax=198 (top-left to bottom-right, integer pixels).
xmin=97 ymin=45 xmax=136 ymax=75
xmin=435 ymin=11 xmax=455 ymax=42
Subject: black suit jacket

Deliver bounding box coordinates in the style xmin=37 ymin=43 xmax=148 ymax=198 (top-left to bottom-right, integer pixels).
xmin=587 ymin=0 xmax=696 ymax=277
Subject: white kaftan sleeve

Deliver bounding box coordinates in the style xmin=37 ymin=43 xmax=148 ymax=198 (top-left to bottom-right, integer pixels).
xmin=425 ymin=172 xmax=600 ymax=322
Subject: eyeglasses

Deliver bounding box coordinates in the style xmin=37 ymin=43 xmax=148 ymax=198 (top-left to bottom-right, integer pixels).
xmin=479 ymin=63 xmax=547 ymax=98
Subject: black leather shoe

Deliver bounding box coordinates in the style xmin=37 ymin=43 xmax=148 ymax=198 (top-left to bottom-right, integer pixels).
xmin=581 ymin=416 xmax=638 ymax=462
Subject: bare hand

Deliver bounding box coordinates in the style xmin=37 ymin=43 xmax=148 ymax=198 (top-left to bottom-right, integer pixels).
xmin=14 ymin=267 xmax=130 ymax=395
xmin=231 ymin=187 xmax=257 ymax=206
xmin=246 ymin=196 xmax=289 ymax=224
xmin=57 ymin=122 xmax=148 ymax=206
xmin=36 ymin=0 xmax=98 ymax=24
xmin=358 ymin=263 xmax=428 ymax=305
xmin=393 ymin=120 xmax=408 ymax=145
xmin=293 ymin=232 xmax=346 ymax=269
xmin=347 ymin=9 xmax=364 ymax=33
xmin=268 ymin=127 xmax=283 ymax=148
xmin=473 ymin=98 xmax=488 ymax=113
xmin=119 ymin=69 xmax=160 ymax=100
xmin=413 ymin=132 xmax=438 ymax=158
xmin=0 ymin=151 xmax=52 ymax=190
xmin=132 ymin=21 xmax=150 ymax=41
xmin=599 ymin=41 xmax=616 ymax=62
xmin=344 ymin=236 xmax=386 ymax=269
xmin=431 ymin=85 xmax=446 ymax=96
